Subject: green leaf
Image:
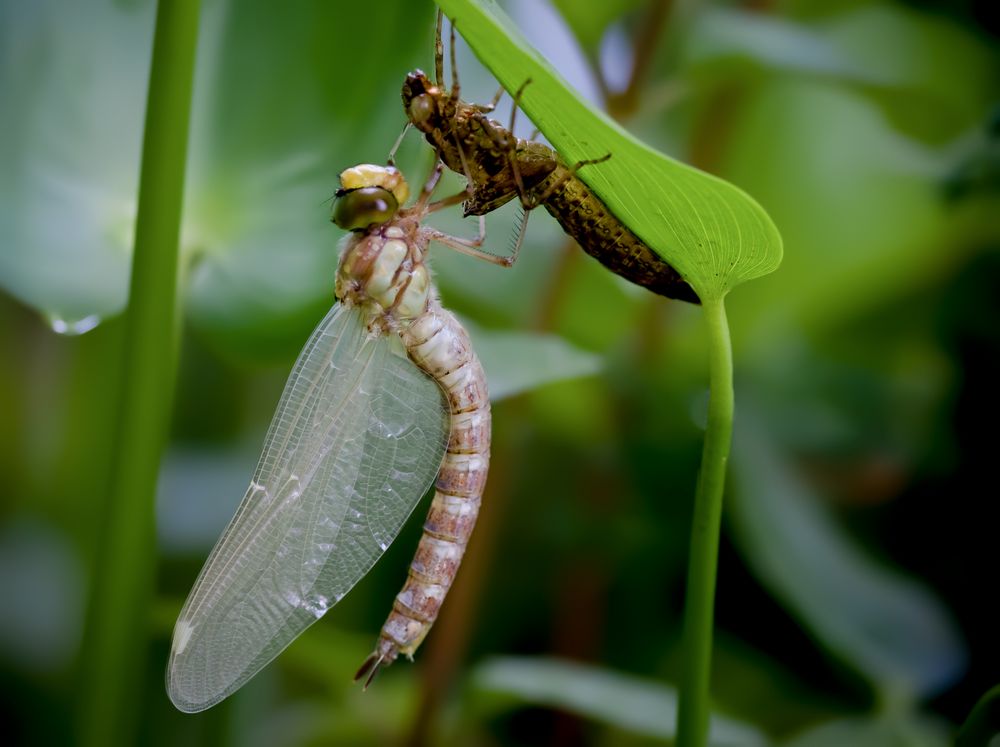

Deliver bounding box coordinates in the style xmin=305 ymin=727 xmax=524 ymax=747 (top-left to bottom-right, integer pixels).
xmin=821 ymin=4 xmax=996 ymax=139
xmin=718 ymin=81 xmax=959 ymax=340
xmin=470 ymin=656 xmax=767 ymax=746
xmin=783 ymin=714 xmax=950 ymax=747
xmin=436 ymin=0 xmax=782 ymax=302
xmin=185 ymin=0 xmax=436 ymax=359
xmin=0 ymin=0 xmax=150 ymax=327
xmin=0 ymin=0 xmax=433 ymax=360
xmin=682 ymin=8 xmax=888 ymax=85
xmin=729 ymin=415 xmax=966 ymax=702
xmin=462 ymin=319 xmax=603 ymax=401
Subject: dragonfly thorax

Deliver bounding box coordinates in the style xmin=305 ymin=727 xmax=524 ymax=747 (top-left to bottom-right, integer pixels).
xmin=336 ymin=224 xmax=431 ymax=331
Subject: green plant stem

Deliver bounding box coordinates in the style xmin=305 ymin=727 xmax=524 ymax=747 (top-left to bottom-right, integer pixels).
xmin=956 ymin=683 xmax=1000 ymax=747
xmin=676 ymin=296 xmax=734 ymax=747
xmin=75 ymin=1 xmax=200 ymax=745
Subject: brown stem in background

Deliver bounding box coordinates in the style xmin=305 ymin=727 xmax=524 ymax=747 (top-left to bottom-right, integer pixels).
xmin=532 ymin=236 xmax=583 ymax=332
xmin=608 ymin=0 xmax=674 ymax=120
xmin=688 ymin=82 xmax=744 ymax=175
xmin=547 ymin=463 xmax=618 ymax=747
xmin=587 ymin=51 xmax=614 ymax=109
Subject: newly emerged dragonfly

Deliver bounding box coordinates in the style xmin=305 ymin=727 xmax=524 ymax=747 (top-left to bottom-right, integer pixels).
xmin=167 ymin=162 xmax=493 ymax=712
xmin=396 ymin=12 xmax=699 ymax=303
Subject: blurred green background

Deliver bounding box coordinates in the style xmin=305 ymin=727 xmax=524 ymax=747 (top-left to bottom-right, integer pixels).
xmin=1 ymin=0 xmax=998 ymax=745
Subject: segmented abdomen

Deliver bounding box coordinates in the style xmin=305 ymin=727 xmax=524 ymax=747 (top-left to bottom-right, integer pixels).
xmin=337 ymin=218 xmax=490 ymax=680
xmin=539 ymin=167 xmax=700 ymax=303
xmin=369 ymin=300 xmax=491 ymax=667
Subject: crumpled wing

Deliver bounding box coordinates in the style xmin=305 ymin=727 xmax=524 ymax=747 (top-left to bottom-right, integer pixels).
xmin=166 ymin=303 xmax=449 ymax=713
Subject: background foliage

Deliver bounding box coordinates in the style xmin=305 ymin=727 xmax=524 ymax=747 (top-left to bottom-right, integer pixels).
xmin=1 ymin=0 xmax=997 ymax=745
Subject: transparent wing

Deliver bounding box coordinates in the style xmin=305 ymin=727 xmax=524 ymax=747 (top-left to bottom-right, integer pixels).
xmin=166 ymin=303 xmax=449 ymax=713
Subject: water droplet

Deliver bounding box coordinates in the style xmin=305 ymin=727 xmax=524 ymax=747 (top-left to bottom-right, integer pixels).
xmin=47 ymin=313 xmax=102 ymax=336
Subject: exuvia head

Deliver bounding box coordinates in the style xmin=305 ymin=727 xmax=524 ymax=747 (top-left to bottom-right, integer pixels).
xmin=402 ymin=70 xmax=441 ymax=134
xmin=332 ymin=164 xmax=410 ymax=231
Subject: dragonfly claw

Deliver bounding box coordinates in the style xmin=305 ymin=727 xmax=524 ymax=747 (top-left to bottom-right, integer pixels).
xmin=354 ymin=651 xmax=386 ymax=690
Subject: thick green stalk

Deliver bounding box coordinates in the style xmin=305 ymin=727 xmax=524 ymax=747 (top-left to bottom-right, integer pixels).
xmin=676 ymin=296 xmax=734 ymax=747
xmin=75 ymin=1 xmax=200 ymax=745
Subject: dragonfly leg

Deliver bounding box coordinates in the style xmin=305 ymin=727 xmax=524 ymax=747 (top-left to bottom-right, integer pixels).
xmin=503 ymin=79 xmax=540 ymax=211
xmin=435 ymin=21 xmax=480 ymax=206
xmin=531 ymin=152 xmax=613 ymax=206
xmin=440 ymin=9 xmax=480 ymax=205
xmin=450 ymin=17 xmax=460 ymax=100
xmin=427 ymin=187 xmax=470 ymax=213
xmin=507 ymin=205 xmax=530 ymax=267
xmin=422 ymin=184 xmax=488 ymax=238
xmin=387 ymin=122 xmax=412 ymax=167
xmin=461 ymin=104 xmax=530 ymax=212
xmin=434 ymin=9 xmax=445 ymax=88
xmin=429 ymin=221 xmax=513 ymax=267
xmin=500 ymin=81 xmax=613 ymax=208
xmin=508 ymin=78 xmax=531 ymax=132
xmin=474 ymin=85 xmax=505 ymax=113
xmin=449 ymin=131 xmax=479 ymax=203
xmin=414 ymin=160 xmax=446 ymax=209
xmin=425 ymin=175 xmax=528 ymax=267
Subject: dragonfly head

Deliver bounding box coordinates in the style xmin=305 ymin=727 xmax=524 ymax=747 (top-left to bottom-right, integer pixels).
xmin=332 ymin=164 xmax=410 ymax=231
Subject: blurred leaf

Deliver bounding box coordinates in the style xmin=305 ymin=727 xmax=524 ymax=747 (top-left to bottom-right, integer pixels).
xmin=719 ymin=80 xmax=955 ymax=339
xmin=683 ymin=4 xmax=996 ymax=143
xmin=820 ymin=4 xmax=996 ymax=139
xmin=277 ymin=625 xmax=419 ymax=744
xmin=709 ymin=634 xmax=850 ymax=737
xmin=463 ymin=318 xmax=603 ymax=401
xmin=0 ymin=518 xmax=83 ymax=672
xmin=783 ymin=714 xmax=950 ymax=747
xmin=943 ymin=109 xmax=1000 ymax=202
xmin=157 ymin=442 xmax=262 ymax=554
xmin=470 ymin=656 xmax=767 ymax=746
xmin=956 ymin=684 xmax=1000 ymax=747
xmin=277 ymin=624 xmax=376 ymax=689
xmin=437 ymin=0 xmax=783 ymax=302
xmin=0 ymin=0 xmax=151 ymax=325
xmin=683 ymin=8 xmax=886 ymax=85
xmin=527 ymin=376 xmax=617 ymax=450
xmin=733 ymin=332 xmax=952 ymax=472
xmin=185 ymin=0 xmax=436 ymax=360
xmin=549 ymin=0 xmax=647 ymax=51
xmin=0 ymin=0 xmax=435 ymax=360
xmin=729 ymin=415 xmax=966 ymax=701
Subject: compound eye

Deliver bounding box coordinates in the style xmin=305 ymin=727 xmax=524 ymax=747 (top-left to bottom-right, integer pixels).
xmin=331 ymin=187 xmax=398 ymax=231
xmin=408 ymin=94 xmax=436 ymax=129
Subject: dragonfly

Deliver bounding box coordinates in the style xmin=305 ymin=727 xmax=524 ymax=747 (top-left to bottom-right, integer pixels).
xmin=166 ymin=161 xmax=494 ymax=712
xmin=395 ymin=11 xmax=699 ymax=304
